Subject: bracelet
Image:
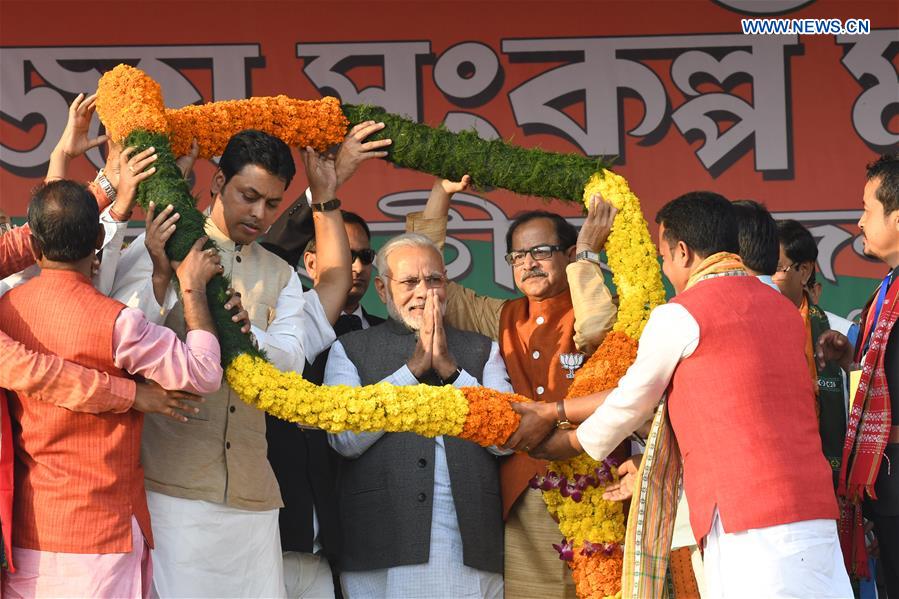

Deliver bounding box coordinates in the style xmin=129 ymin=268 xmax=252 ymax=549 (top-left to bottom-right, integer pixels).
xmin=108 ymin=205 xmax=132 ymax=222
xmin=182 ymin=288 xmax=207 ymax=296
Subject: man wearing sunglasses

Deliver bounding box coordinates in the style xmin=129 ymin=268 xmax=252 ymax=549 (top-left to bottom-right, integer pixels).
xmin=261 ymin=121 xmax=390 ymax=598
xmin=406 ymin=177 xmax=618 ymax=598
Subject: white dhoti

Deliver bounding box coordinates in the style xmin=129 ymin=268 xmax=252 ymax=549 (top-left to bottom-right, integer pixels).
xmin=703 ymin=510 xmax=852 ymax=599
xmin=147 ymin=490 xmax=285 ymax=598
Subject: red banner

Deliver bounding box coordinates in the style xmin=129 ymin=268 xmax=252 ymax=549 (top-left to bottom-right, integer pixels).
xmin=1 ymin=0 xmax=897 ymax=317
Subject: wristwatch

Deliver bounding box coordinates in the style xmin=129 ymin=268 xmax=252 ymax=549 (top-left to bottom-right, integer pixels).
xmin=310 ymin=198 xmax=341 ymax=212
xmin=442 ymin=367 xmax=462 ymax=385
xmin=575 ymin=250 xmax=601 ymax=265
xmin=555 ymin=400 xmax=575 ymax=430
xmin=95 ymin=169 xmax=117 ymax=202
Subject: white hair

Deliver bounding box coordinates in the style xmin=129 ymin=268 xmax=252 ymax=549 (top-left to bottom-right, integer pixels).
xmin=374 ymin=233 xmax=443 ymax=280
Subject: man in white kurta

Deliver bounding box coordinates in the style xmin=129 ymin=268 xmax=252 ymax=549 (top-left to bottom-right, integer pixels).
xmin=110 ymin=130 xmax=343 ymax=597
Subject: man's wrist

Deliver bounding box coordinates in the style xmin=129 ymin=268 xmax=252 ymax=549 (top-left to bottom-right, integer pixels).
xmin=435 ymin=359 xmax=458 ymax=380
xmin=308 ymin=187 xmax=337 ymax=205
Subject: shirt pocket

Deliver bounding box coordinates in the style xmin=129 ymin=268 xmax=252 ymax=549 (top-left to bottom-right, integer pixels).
xmin=247 ymin=302 xmax=275 ymax=331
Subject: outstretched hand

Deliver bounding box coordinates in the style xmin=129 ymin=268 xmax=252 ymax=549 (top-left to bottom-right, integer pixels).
xmin=601 ymin=455 xmax=641 ymax=502
xmin=301 ymin=146 xmax=338 ymax=203
xmin=440 ymin=175 xmax=471 ymax=196
xmin=576 ymin=193 xmax=618 ymax=253
xmin=335 ymin=121 xmax=392 ymax=187
xmin=133 ymin=380 xmax=203 ymax=423
xmin=56 ymin=93 xmax=107 ymax=159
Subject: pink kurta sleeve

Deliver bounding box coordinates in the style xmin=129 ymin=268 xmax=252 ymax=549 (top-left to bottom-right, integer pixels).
xmin=0 ymin=226 xmax=35 ymax=279
xmin=112 ymin=307 xmax=223 ymax=395
xmin=0 ymin=329 xmax=135 ymax=413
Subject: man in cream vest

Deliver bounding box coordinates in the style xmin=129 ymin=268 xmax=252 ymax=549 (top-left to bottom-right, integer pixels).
xmin=112 ymin=130 xmax=351 ymax=597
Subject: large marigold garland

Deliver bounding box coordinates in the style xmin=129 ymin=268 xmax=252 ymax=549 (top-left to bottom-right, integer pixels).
xmin=95 ymin=65 xmax=666 ymax=599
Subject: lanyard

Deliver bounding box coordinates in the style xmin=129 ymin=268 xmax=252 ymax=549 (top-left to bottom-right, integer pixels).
xmin=861 ymin=272 xmax=894 ymax=358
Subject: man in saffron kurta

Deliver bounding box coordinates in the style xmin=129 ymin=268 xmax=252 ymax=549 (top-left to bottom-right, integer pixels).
xmin=534 ymin=192 xmax=851 ymax=598
xmin=0 ymin=181 xmax=225 ymax=599
xmin=406 ymin=180 xmax=618 ymax=597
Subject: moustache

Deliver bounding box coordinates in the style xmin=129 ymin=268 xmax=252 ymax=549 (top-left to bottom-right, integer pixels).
xmin=521 ymin=269 xmax=548 ymax=281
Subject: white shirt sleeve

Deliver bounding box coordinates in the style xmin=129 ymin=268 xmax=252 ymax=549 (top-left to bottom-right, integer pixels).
xmin=110 ymin=232 xmax=178 ymax=323
xmin=301 ymin=289 xmax=337 ymax=362
xmin=250 ymin=271 xmax=307 ymax=373
xmin=0 ymin=209 xmax=127 ymax=299
xmin=94 ymin=207 xmax=130 ymax=296
xmin=575 ymin=303 xmax=700 ymax=461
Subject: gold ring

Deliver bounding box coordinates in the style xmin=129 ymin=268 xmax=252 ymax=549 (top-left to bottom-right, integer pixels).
xmin=128 ymin=165 xmax=135 ymax=174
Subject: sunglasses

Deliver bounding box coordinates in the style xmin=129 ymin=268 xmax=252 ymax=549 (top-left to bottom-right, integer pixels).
xmin=351 ymin=249 xmax=376 ymax=265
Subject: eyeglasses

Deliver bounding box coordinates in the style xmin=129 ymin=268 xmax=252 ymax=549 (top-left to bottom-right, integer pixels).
xmin=383 ymin=274 xmax=447 ymax=291
xmin=774 ymin=262 xmax=800 ymax=275
xmin=504 ymin=244 xmax=567 ymax=266
xmin=351 ymin=249 xmax=376 ymax=265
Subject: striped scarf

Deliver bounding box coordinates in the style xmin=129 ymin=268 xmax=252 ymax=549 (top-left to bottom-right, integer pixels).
xmin=621 ymin=252 xmax=745 ymax=598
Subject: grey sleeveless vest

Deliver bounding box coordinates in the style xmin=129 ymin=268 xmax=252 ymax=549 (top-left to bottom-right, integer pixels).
xmin=337 ymin=318 xmax=503 ymax=573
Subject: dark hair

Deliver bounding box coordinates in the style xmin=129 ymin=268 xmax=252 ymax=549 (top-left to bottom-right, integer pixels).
xmin=219 ymin=129 xmax=296 ymax=188
xmin=777 ymin=219 xmax=817 ymax=265
xmin=305 ymin=210 xmax=371 ymax=253
xmin=505 ymin=210 xmax=578 ymax=253
xmin=866 ymin=153 xmax=899 ymax=214
xmin=28 ymin=180 xmax=99 ymax=262
xmin=654 ymin=191 xmax=738 ymax=258
xmin=732 ymin=200 xmax=779 ymax=275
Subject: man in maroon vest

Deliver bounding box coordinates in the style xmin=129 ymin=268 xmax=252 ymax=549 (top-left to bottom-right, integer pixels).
xmin=532 ymin=191 xmax=851 ymax=597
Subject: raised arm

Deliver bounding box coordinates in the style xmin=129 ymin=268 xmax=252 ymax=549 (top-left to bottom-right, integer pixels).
xmin=406 ymin=177 xmax=506 ymax=339
xmin=45 ymin=93 xmax=107 ymax=183
xmin=0 ymin=225 xmax=36 ymax=279
xmin=570 ymin=194 xmax=618 ymax=354
xmin=112 ymin=236 xmax=227 ymax=395
xmin=302 ymin=147 xmax=350 ymax=325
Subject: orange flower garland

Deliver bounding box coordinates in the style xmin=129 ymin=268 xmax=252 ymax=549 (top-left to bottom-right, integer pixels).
xmin=570 ymin=548 xmax=624 ymax=599
xmin=565 ymin=332 xmax=638 ymax=399
xmin=458 ymin=387 xmax=527 ymax=446
xmin=97 ymin=65 xmax=347 ymax=158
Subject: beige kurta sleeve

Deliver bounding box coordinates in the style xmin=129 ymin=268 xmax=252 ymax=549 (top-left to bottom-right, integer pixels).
xmin=567 ymin=260 xmax=617 ymax=355
xmin=406 ymin=211 xmax=506 ymax=340
xmin=405 ymin=211 xmax=448 ymax=251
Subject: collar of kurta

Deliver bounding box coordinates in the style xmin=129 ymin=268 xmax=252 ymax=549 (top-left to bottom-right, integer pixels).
xmin=523 ymin=287 xmax=573 ymax=316
xmin=38 ymin=268 xmax=92 ymax=285
xmin=204 ymin=217 xmax=241 ymax=253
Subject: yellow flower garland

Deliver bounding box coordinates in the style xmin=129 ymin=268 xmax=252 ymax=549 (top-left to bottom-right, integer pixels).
xmin=96 ymin=65 xmax=668 ymax=599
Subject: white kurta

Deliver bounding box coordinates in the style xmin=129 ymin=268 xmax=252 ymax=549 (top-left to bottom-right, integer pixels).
xmin=108 ymin=227 xmax=336 ymax=599
xmin=325 ymin=339 xmax=511 ymax=599
xmin=575 ymin=299 xmax=853 ymax=599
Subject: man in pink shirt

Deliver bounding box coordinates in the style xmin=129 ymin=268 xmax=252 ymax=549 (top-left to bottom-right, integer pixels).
xmin=0 ymin=179 xmax=234 ymax=598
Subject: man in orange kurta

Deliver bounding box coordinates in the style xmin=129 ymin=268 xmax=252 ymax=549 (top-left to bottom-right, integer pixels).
xmin=407 ymin=185 xmax=618 ymax=598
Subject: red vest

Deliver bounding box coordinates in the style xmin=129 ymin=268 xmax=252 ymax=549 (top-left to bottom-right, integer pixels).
xmin=498 ymin=292 xmax=577 ymax=517
xmin=0 ymin=270 xmax=152 ymax=553
xmin=669 ymin=276 xmax=838 ymax=541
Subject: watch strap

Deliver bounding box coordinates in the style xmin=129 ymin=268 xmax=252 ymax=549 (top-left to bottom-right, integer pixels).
xmin=310 ymin=198 xmax=341 ymax=212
